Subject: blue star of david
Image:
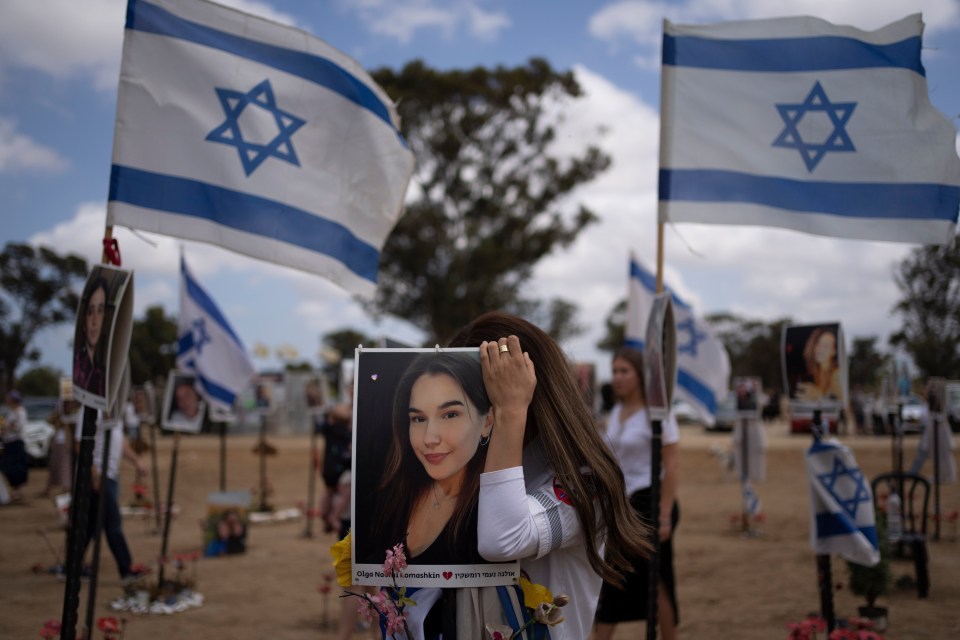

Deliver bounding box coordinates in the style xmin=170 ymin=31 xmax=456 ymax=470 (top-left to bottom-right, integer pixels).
xmin=817 ymin=457 xmax=871 ymax=520
xmin=676 ymin=317 xmax=706 ymax=357
xmin=190 ymin=318 xmax=211 ymax=356
xmin=205 ymin=79 xmax=306 ymax=176
xmin=772 ymin=81 xmax=856 ymax=172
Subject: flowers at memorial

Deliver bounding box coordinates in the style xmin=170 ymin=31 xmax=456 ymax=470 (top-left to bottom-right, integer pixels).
xmin=39 ymin=619 xmax=61 ymax=639
xmin=485 ymin=577 xmax=569 ymax=639
xmin=96 ymin=616 xmax=125 ymax=639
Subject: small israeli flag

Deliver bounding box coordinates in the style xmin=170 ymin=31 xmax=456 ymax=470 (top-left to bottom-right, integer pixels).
xmin=177 ymin=257 xmax=256 ymax=413
xmin=806 ymin=437 xmax=880 ymax=566
xmin=742 ymin=481 xmax=761 ymax=517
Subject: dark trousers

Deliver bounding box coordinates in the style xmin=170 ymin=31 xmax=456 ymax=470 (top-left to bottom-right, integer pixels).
xmin=84 ymin=477 xmax=133 ymax=578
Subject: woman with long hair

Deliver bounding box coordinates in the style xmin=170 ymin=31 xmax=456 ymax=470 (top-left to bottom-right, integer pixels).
xmin=372 ymin=352 xmax=494 ymax=564
xmin=73 ymin=275 xmax=108 ymax=397
xmin=797 ymin=326 xmax=842 ymax=401
xmin=447 ymin=312 xmax=652 ymax=640
xmin=593 ymin=347 xmax=680 ymax=640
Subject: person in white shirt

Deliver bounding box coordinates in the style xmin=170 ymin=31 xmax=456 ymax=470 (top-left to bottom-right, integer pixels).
xmin=75 ymin=410 xmax=148 ymax=582
xmin=1 ymin=390 xmax=29 ymax=502
xmin=593 ymin=347 xmax=680 ymax=640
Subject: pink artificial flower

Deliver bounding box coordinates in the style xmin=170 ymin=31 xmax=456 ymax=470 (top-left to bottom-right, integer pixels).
xmin=317 ymin=584 xmax=331 ymax=594
xmin=828 ymin=629 xmax=858 ymax=640
xmin=39 ymin=620 xmax=61 ymax=639
xmin=785 ymin=621 xmax=811 ymax=640
xmin=385 ymin=607 xmax=407 ymax=635
xmin=485 ymin=623 xmax=514 ymax=640
xmin=383 ymin=543 xmax=407 ymax=577
xmin=858 ymin=631 xmax=885 ymax=640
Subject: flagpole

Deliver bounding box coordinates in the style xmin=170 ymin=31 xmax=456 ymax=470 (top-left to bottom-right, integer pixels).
xmin=157 ymin=431 xmax=181 ymax=588
xmin=60 ymin=226 xmax=116 ymax=640
xmin=148 ymin=417 xmax=162 ymax=533
xmin=84 ymin=424 xmax=114 ymax=638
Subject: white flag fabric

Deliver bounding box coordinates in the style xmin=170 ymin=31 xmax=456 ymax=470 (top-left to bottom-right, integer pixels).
xmin=626 ymin=255 xmax=731 ymax=426
xmin=659 ymin=14 xmax=960 ymax=244
xmin=177 ymin=257 xmax=255 ymax=413
xmin=106 ymin=0 xmax=415 ymax=296
xmin=806 ymin=437 xmax=880 ymax=566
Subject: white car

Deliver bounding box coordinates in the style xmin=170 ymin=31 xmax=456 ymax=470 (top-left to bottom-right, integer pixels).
xmin=900 ymin=394 xmax=929 ymax=433
xmin=21 ymin=397 xmax=58 ymax=466
xmin=671 ymin=398 xmax=702 ymax=424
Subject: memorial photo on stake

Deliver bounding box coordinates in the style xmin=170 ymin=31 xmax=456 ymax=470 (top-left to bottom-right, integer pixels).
xmin=72 ymin=264 xmax=134 ymax=411
xmin=203 ymin=491 xmax=251 ymax=557
xmin=351 ymin=348 xmax=519 ymax=588
xmin=162 ymin=371 xmax=206 ymax=433
xmin=783 ymin=322 xmax=847 ymax=405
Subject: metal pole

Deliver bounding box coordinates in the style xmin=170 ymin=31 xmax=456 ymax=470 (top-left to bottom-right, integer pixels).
xmin=258 ymin=414 xmax=269 ymax=512
xmin=59 ymin=406 xmax=98 ymax=640
xmin=219 ymin=422 xmax=227 ymax=493
xmin=84 ymin=424 xmax=113 ymax=637
xmin=157 ymin=432 xmax=181 ymax=587
xmin=811 ymin=409 xmax=836 ymax=634
xmin=303 ymin=415 xmax=319 ymax=538
xmin=932 ymin=415 xmax=941 ymax=541
xmin=149 ymin=420 xmax=161 ymax=533
xmin=646 ymin=418 xmax=662 ymax=640
xmin=740 ymin=415 xmax=750 ymax=534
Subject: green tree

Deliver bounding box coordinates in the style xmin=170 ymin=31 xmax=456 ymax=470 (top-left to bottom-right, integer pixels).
xmin=891 ymin=238 xmax=960 ymax=378
xmin=128 ymin=305 xmax=178 ymax=385
xmin=847 ymin=336 xmax=889 ymax=393
xmin=705 ymin=313 xmax=792 ymax=394
xmin=370 ymin=58 xmax=610 ymax=344
xmin=596 ymin=300 xmax=627 ymax=353
xmin=0 ymin=243 xmax=88 ymax=392
xmin=16 ymin=365 xmax=62 ymax=397
xmin=321 ymin=328 xmax=377 ymax=395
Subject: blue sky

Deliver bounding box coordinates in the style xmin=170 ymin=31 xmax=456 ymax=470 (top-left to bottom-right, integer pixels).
xmin=2 ymin=0 xmax=959 ymax=383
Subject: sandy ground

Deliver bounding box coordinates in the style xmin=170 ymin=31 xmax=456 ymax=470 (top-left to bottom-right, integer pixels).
xmin=1 ymin=420 xmax=959 ymax=639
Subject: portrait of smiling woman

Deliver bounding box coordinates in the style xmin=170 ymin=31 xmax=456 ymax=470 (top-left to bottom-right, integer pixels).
xmin=353 ymin=349 xmax=516 ymax=586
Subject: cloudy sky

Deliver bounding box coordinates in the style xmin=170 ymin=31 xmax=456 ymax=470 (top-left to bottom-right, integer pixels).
xmin=2 ymin=0 xmax=959 ymax=382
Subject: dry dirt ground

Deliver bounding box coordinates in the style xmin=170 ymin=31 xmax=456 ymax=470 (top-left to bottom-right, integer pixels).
xmin=2 ymin=420 xmax=958 ymax=639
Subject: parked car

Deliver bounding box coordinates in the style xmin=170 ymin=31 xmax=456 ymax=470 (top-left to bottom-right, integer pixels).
xmin=22 ymin=396 xmax=58 ymax=466
xmin=671 ymin=398 xmax=702 ymax=424
xmin=900 ymin=394 xmax=928 ymax=433
xmin=707 ymin=394 xmax=736 ymax=432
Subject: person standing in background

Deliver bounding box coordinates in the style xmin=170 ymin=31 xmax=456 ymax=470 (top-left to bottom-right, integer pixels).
xmin=1 ymin=390 xmax=30 ymax=504
xmin=593 ymin=347 xmax=680 ymax=640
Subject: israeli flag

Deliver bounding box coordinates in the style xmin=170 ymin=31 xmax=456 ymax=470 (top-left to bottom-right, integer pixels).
xmin=806 ymin=438 xmax=880 ymax=566
xmin=626 ymin=255 xmax=731 ymax=425
xmin=177 ymin=257 xmax=255 ymax=413
xmin=106 ymin=0 xmax=415 ymax=296
xmin=659 ymin=14 xmax=960 ymax=244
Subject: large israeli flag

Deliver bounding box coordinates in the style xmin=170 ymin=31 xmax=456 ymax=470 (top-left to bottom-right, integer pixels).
xmin=806 ymin=437 xmax=880 ymax=566
xmin=106 ymin=0 xmax=415 ymax=296
xmin=177 ymin=257 xmax=255 ymax=413
xmin=626 ymin=255 xmax=730 ymax=425
xmin=659 ymin=14 xmax=960 ymax=244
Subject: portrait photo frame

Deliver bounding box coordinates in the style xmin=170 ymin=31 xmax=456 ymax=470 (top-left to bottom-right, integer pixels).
xmin=162 ymin=370 xmax=206 ymax=433
xmin=72 ymin=265 xmax=134 ymax=411
xmin=351 ymin=347 xmax=519 ymax=588
xmin=781 ymin=322 xmax=848 ymax=409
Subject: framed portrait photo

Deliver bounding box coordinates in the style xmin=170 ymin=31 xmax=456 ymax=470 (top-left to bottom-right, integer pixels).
xmin=162 ymin=370 xmax=206 ymax=433
xmin=351 ymin=347 xmax=519 ymax=588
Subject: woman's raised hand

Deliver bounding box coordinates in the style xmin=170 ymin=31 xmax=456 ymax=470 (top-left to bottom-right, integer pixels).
xmin=479 ymin=335 xmax=536 ymax=471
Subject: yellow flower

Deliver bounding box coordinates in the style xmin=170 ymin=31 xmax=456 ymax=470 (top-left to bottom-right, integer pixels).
xmin=518 ymin=576 xmax=553 ymax=610
xmin=329 ymin=531 xmax=352 ymax=588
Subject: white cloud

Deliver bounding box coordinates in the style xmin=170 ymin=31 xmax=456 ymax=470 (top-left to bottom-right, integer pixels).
xmin=0 ymin=0 xmax=299 ymax=91
xmin=0 ymin=117 xmax=69 ymax=172
xmin=347 ymin=0 xmax=510 ymax=44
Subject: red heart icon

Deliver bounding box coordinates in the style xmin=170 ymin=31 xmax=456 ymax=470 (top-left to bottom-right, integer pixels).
xmin=442 ymin=571 xmax=453 ymax=580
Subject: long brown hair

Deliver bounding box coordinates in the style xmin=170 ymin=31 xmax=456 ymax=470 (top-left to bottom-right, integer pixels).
xmin=613 ymin=347 xmax=646 ymax=404
xmin=374 ymin=352 xmax=492 ymax=555
xmin=448 ymin=311 xmax=652 ymax=586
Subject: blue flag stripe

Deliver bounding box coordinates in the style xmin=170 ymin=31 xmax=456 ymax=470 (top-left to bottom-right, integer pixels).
xmin=179 ymin=356 xmax=237 ymax=406
xmin=816 ymin=513 xmax=879 ymax=543
xmin=660 ymin=169 xmax=960 ymax=221
xmin=126 ymin=0 xmax=400 ymax=136
xmin=110 ymin=164 xmax=380 ymax=283
xmin=181 ymin=257 xmax=244 ymax=348
xmin=662 ymin=33 xmax=924 ymax=75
